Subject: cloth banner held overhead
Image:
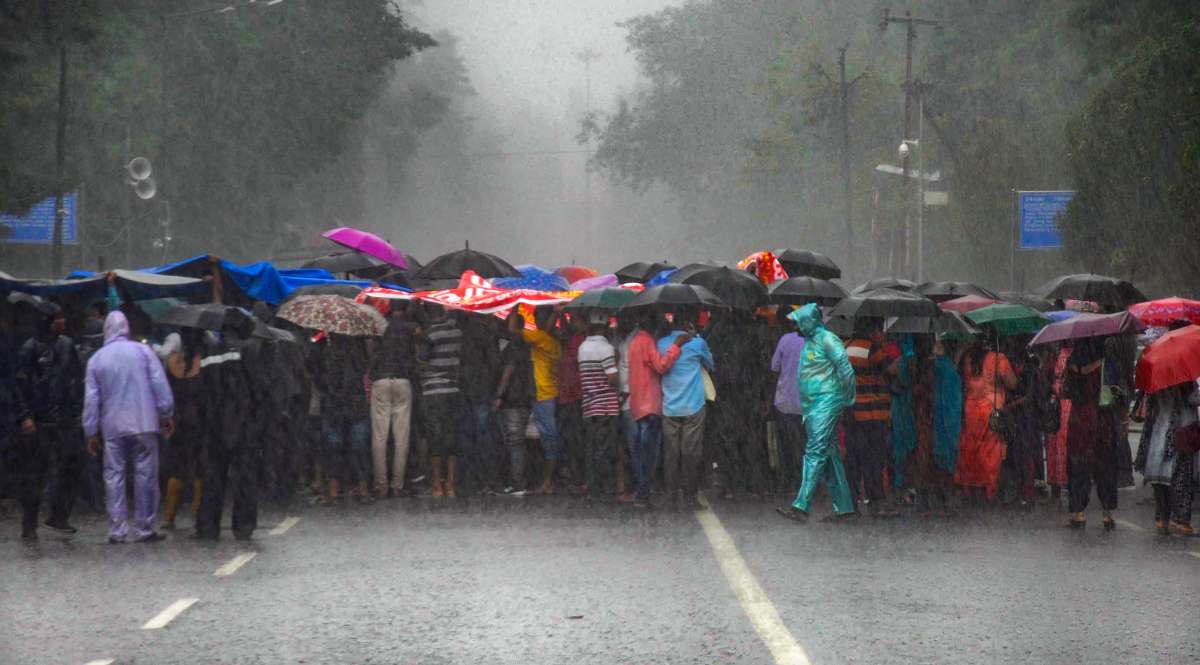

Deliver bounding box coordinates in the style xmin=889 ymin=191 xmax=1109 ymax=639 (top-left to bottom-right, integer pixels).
xmin=360 ymin=270 xmax=575 ymax=315
xmin=737 ymin=251 xmax=789 ymax=285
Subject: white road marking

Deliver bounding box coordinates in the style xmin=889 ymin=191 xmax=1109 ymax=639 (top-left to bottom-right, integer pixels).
xmin=695 ymin=497 xmax=812 ymax=665
xmin=1113 ymin=518 xmax=1145 ymax=532
xmin=1187 ymin=552 xmax=1200 ymax=561
xmin=82 ymin=659 xmax=114 ymax=665
xmin=142 ymin=598 xmax=198 ymax=630
xmin=214 ymin=552 xmax=257 ymax=577
xmin=268 ymin=516 xmax=300 ymax=536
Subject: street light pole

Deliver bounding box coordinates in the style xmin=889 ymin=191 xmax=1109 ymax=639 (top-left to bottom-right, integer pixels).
xmin=50 ymin=41 xmax=69 ymax=278
xmin=916 ymin=87 xmax=925 ymax=283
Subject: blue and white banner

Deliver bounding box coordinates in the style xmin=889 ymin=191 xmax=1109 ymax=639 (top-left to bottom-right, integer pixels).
xmin=1017 ymin=190 xmax=1072 ymax=250
xmin=1 ymin=191 xmax=78 ymax=244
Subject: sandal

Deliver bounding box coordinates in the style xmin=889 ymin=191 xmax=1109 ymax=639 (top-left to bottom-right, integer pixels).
xmin=775 ymin=506 xmax=809 ymax=522
xmin=1170 ymin=521 xmax=1197 ymax=537
xmin=1102 ymin=517 xmax=1116 ymax=531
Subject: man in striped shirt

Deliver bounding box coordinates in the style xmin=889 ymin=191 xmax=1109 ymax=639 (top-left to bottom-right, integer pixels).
xmin=577 ymin=311 xmax=620 ymax=500
xmin=844 ymin=319 xmax=900 ymax=517
xmin=419 ymin=306 xmax=463 ymax=498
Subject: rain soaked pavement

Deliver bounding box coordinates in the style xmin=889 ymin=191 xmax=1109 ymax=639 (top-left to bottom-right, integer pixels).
xmin=2 ymin=480 xmax=1199 ymax=665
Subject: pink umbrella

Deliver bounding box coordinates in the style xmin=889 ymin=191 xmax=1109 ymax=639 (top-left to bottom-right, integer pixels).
xmin=940 ymin=295 xmax=999 ymax=314
xmin=321 ymin=227 xmax=408 ymax=270
xmin=570 ymin=274 xmax=618 ymax=291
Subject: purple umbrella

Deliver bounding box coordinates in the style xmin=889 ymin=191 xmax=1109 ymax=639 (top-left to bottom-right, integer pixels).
xmin=321 ymin=227 xmax=408 ymax=270
xmin=1029 ymin=311 xmax=1146 ymax=346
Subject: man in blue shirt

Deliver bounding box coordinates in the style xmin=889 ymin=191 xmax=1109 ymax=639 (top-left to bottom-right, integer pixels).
xmin=657 ymin=309 xmax=714 ymax=509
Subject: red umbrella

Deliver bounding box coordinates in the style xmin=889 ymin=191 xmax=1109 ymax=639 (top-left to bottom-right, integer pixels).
xmin=939 ymin=295 xmax=999 ymax=314
xmin=555 ymin=265 xmax=599 ymax=283
xmin=1136 ymin=324 xmax=1200 ymax=393
xmin=1129 ymin=297 xmax=1200 ymax=327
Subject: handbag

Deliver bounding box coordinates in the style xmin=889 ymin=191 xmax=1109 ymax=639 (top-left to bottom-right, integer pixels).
xmin=987 ymin=352 xmax=1014 ymax=439
xmin=1039 ymin=394 xmax=1061 ymax=434
xmin=1130 ymin=391 xmax=1148 ymax=424
xmin=701 ymin=367 xmax=717 ymax=402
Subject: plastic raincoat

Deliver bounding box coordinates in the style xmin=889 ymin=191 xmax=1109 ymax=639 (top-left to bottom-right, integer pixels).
xmin=787 ymin=304 xmax=856 ymax=514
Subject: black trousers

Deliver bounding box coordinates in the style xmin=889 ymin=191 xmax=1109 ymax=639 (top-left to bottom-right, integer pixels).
xmin=1067 ymin=443 xmax=1118 ymax=513
xmin=707 ymin=399 xmax=768 ymax=494
xmin=196 ymin=441 xmax=260 ymax=538
xmin=775 ymin=410 xmax=807 ymax=493
xmin=843 ymin=418 xmax=888 ymax=503
xmin=7 ymin=425 xmax=81 ymax=532
xmin=582 ymin=415 xmax=618 ymax=497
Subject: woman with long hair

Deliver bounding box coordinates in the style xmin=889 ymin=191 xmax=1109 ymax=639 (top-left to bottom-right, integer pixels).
xmin=1064 ymin=338 xmax=1118 ymax=529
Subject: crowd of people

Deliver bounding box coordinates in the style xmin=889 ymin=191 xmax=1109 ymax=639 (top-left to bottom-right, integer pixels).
xmin=2 ymin=279 xmax=1197 ymax=544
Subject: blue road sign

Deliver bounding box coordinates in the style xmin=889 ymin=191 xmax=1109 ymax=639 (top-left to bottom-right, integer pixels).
xmin=1 ymin=191 xmax=78 ymax=245
xmin=1017 ymin=190 xmax=1072 ymax=250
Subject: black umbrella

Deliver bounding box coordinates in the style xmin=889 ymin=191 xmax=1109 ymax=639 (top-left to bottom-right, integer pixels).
xmin=415 ymin=245 xmax=521 ymax=280
xmin=666 ymin=262 xmax=723 ymax=285
xmin=620 ymin=283 xmax=727 ymax=310
xmin=1034 ymin=273 xmax=1146 ymax=309
xmin=828 ymin=288 xmax=939 ymax=319
xmin=614 ymin=261 xmax=676 ymax=284
xmin=886 ymin=310 xmax=981 ymax=339
xmin=6 ymin=291 xmax=59 ymax=316
xmin=774 ymin=248 xmax=841 ymax=280
xmin=997 ymin=291 xmax=1053 ymax=312
xmin=853 ymin=277 xmax=916 ymax=294
xmin=768 ymin=276 xmax=848 ymax=306
xmin=303 ymin=251 xmax=387 ymax=275
xmin=914 ymin=280 xmax=1001 ymax=303
xmin=158 ymin=303 xmax=282 ymax=340
xmin=678 ymin=266 xmax=768 ymax=310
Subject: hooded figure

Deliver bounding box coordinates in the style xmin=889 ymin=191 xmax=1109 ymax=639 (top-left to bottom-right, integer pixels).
xmin=83 ymin=311 xmax=175 ymax=543
xmin=778 ymin=304 xmax=856 ymax=521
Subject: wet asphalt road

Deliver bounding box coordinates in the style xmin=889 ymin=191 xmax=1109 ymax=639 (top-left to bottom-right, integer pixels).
xmin=2 ymin=480 xmax=1199 ymax=665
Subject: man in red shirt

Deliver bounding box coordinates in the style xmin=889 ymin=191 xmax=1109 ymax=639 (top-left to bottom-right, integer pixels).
xmin=624 ymin=312 xmax=689 ymax=507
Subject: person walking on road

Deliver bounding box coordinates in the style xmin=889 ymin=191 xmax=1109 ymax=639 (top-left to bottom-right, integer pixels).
xmin=83 ymin=311 xmax=174 ymax=544
xmin=14 ymin=303 xmax=85 ymax=539
xmin=777 ymin=304 xmax=857 ymax=523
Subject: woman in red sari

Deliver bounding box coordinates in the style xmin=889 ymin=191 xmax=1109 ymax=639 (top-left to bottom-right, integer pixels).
xmin=955 ymin=341 xmax=1017 ymax=500
xmin=1044 ymin=344 xmax=1072 ymax=498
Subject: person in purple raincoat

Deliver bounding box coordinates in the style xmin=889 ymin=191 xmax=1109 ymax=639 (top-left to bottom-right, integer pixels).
xmin=83 ymin=311 xmax=175 ymax=544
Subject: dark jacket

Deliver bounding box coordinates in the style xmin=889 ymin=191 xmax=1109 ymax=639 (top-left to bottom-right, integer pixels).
xmin=15 ymin=333 xmax=83 ymax=426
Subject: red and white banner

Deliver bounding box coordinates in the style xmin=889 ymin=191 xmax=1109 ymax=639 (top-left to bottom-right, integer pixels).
xmin=359 ymin=271 xmax=574 ymax=316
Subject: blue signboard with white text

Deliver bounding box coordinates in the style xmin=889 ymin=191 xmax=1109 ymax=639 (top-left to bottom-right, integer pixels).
xmin=0 ymin=191 xmax=78 ymax=244
xmin=1017 ymin=190 xmax=1072 ymax=250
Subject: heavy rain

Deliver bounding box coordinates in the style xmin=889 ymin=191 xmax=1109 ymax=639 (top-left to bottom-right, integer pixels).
xmin=1 ymin=1 xmax=1199 ymax=663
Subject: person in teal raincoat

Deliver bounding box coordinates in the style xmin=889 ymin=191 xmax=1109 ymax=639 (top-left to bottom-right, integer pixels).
xmin=776 ymin=304 xmax=857 ymax=522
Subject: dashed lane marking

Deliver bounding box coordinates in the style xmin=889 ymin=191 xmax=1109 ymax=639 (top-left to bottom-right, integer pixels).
xmin=82 ymin=659 xmax=114 ymax=665
xmin=268 ymin=516 xmax=300 ymax=536
xmin=214 ymin=552 xmax=257 ymax=577
xmin=142 ymin=598 xmax=198 ymax=630
xmin=1113 ymin=519 xmax=1145 ymax=532
xmin=695 ymin=496 xmax=812 ymax=665
xmin=1187 ymin=551 xmax=1200 ymax=561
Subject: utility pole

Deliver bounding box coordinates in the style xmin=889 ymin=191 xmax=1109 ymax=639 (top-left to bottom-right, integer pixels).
xmin=837 ymin=45 xmax=866 ymax=284
xmin=881 ymin=8 xmax=939 ymax=279
xmin=50 ymin=41 xmax=69 ymax=278
xmin=576 ymin=48 xmax=602 ymax=259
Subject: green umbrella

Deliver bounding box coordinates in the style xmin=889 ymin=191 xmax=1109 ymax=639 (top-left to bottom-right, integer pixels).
xmin=966 ymin=303 xmax=1050 ymax=336
xmin=139 ymin=297 xmax=185 ymax=320
xmin=565 ymin=287 xmax=639 ymax=311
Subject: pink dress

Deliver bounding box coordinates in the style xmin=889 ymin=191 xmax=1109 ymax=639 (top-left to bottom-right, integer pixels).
xmin=1044 ymin=347 xmax=1071 ymax=487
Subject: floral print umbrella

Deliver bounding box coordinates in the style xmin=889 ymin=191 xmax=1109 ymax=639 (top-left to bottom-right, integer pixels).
xmin=275 ymin=295 xmax=386 ymax=336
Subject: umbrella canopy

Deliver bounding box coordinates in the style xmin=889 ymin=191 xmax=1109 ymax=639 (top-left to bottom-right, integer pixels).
xmin=415 ymin=246 xmax=521 ymax=280
xmin=828 ymin=288 xmax=939 ymax=320
xmin=571 ymin=273 xmax=619 ymax=291
xmin=282 ymin=283 xmax=363 ymax=301
xmin=1136 ymin=325 xmax=1200 ymax=393
xmin=157 ymin=303 xmax=285 ymax=340
xmin=774 ymin=248 xmax=841 ymax=280
xmin=321 ymin=227 xmax=408 ymax=269
xmin=939 ymin=295 xmax=999 ymax=314
xmin=492 ymin=265 xmax=570 ymax=292
xmin=303 ymin=251 xmax=388 ymax=275
xmin=1034 ymin=273 xmax=1146 ymax=309
xmin=966 ymin=303 xmax=1050 ymax=336
xmin=275 ymin=295 xmax=386 ymax=336
xmin=614 ymin=261 xmax=675 ymax=284
xmin=1129 ymin=297 xmax=1200 ymax=327
xmin=768 ymin=276 xmax=848 ymax=307
xmin=620 ymin=283 xmax=727 ymax=310
xmin=853 ymin=277 xmax=916 ymax=294
xmin=565 ymin=287 xmax=640 ymax=311
xmin=1044 ymin=310 xmax=1081 ymax=322
xmin=886 ymin=310 xmax=981 ymax=340
xmin=1029 ymin=311 xmax=1146 ymax=346
xmin=914 ymin=281 xmax=1000 ymax=303
xmin=997 ymin=291 xmax=1053 ymax=312
xmin=679 ymin=266 xmax=768 ymax=310
xmin=555 ymin=265 xmax=598 ymax=283
xmin=667 ymin=262 xmax=723 ymax=285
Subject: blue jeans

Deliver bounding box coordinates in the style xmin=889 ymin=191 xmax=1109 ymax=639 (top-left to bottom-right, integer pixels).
xmin=631 ymin=415 xmax=662 ymax=501
xmin=323 ymin=419 xmax=371 ymax=484
xmin=532 ymin=398 xmax=563 ymax=460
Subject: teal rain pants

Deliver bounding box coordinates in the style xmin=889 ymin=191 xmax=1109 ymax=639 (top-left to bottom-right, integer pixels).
xmin=791 ymin=393 xmax=855 ymax=515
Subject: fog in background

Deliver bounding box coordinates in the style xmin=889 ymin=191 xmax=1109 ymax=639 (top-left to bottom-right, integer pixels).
xmin=364 ymin=1 xmax=683 ymax=270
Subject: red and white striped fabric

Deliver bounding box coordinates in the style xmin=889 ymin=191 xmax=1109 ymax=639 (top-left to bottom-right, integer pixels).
xmin=359 ymin=270 xmax=573 ymax=316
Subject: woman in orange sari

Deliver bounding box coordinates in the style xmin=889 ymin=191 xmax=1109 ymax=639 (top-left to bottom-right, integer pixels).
xmin=955 ymin=341 xmax=1017 ymax=500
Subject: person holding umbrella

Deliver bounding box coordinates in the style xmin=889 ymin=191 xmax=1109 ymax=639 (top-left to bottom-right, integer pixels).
xmin=955 ymin=331 xmax=1018 ymax=504
xmin=776 ymin=303 xmax=857 ymax=523
xmin=1063 ymin=338 xmax=1119 ymax=529
xmin=658 ymin=308 xmax=715 ymax=509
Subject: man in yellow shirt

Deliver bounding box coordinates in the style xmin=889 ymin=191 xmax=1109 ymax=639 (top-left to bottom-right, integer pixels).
xmin=523 ymin=306 xmax=564 ymax=493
